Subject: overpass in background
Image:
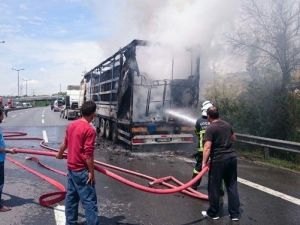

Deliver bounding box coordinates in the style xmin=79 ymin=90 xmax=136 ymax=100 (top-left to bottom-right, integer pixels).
xmin=1 ymin=95 xmax=59 ymax=107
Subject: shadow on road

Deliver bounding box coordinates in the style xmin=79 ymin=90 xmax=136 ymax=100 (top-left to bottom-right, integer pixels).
xmin=181 ymin=217 xmax=240 ymax=225
xmin=100 ymin=215 xmax=139 ymax=225
xmin=180 ymin=218 xmax=206 ymax=225
xmin=2 ymin=192 xmax=37 ymax=207
xmin=75 ymin=215 xmax=140 ymax=225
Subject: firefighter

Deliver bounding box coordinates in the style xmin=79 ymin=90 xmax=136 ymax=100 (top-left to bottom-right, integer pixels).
xmin=191 ymin=100 xmax=213 ymax=190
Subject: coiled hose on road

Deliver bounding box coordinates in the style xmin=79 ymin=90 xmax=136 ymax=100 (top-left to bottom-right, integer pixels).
xmin=4 ymin=131 xmax=208 ymax=207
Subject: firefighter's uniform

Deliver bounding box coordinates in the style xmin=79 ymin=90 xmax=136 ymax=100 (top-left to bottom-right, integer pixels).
xmin=191 ymin=117 xmax=209 ymax=189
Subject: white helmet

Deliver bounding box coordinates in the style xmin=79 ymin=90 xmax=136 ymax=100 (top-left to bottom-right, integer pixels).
xmin=201 ymin=100 xmax=213 ymax=118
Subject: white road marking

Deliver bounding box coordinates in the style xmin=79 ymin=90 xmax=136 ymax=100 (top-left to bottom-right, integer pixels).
xmin=42 ymin=110 xmax=45 ymax=124
xmin=238 ymin=177 xmax=300 ymax=206
xmin=54 ymin=205 xmax=66 ymax=225
xmin=177 ymin=156 xmax=300 ymax=206
xmin=42 ymin=130 xmax=48 ymax=143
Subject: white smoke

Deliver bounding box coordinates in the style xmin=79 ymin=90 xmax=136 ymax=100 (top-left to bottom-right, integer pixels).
xmin=89 ymin=0 xmax=241 ymax=82
xmin=88 ymin=0 xmax=242 ymax=121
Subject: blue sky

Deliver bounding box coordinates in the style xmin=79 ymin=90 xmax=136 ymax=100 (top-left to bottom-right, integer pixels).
xmin=0 ymin=0 xmax=114 ymax=95
xmin=0 ymin=1 xmax=102 ymax=41
xmin=0 ymin=0 xmax=242 ymax=96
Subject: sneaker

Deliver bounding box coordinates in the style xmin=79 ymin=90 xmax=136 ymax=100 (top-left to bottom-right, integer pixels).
xmin=231 ymin=217 xmax=239 ymax=221
xmin=0 ymin=205 xmax=11 ymax=212
xmin=201 ymin=211 xmax=220 ymax=220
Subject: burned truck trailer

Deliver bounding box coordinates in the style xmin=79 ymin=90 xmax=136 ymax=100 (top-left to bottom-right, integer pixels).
xmin=83 ymin=39 xmax=200 ymax=149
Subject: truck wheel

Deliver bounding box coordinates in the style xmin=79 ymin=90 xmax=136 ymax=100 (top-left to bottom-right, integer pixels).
xmin=112 ymin=123 xmax=118 ymax=144
xmin=100 ymin=119 xmax=106 ymax=137
xmin=94 ymin=117 xmax=100 ymax=134
xmin=105 ymin=120 xmax=111 ymax=140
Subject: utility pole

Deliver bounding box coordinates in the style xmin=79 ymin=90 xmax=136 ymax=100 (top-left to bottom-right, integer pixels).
xmin=23 ymin=78 xmax=31 ymax=96
xmin=12 ymin=68 xmax=24 ymax=97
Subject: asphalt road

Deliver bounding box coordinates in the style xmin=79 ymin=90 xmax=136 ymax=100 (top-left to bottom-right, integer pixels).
xmin=0 ymin=107 xmax=299 ymax=225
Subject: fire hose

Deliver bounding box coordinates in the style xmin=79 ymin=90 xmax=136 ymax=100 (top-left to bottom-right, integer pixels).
xmin=4 ymin=131 xmax=208 ymax=207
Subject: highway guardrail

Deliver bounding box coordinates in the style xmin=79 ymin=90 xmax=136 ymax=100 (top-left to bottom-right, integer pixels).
xmin=236 ymin=133 xmax=300 ymax=159
xmin=7 ymin=107 xmax=31 ymax=112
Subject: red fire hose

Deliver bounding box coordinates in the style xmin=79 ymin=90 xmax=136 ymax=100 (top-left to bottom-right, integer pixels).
xmin=7 ymin=156 xmax=66 ymax=207
xmin=4 ymin=131 xmax=209 ymax=207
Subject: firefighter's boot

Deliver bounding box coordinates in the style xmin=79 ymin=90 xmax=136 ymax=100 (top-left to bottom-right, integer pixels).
xmin=191 ymin=172 xmax=202 ymax=190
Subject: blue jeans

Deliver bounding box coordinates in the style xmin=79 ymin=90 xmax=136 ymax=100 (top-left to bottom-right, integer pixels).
xmin=66 ymin=169 xmax=100 ymax=225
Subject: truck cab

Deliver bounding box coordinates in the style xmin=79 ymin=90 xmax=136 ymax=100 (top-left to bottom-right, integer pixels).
xmin=53 ymin=99 xmax=65 ymax=112
xmin=63 ymin=85 xmax=81 ymax=120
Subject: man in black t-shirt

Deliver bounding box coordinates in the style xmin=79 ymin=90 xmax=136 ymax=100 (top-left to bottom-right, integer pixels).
xmin=201 ymin=106 xmax=240 ymax=221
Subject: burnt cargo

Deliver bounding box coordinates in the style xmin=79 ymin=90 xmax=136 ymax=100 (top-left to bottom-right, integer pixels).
xmin=82 ymin=39 xmax=200 ymax=150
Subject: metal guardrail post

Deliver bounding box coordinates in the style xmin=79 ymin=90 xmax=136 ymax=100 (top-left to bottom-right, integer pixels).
xmin=263 ymin=146 xmax=270 ymax=159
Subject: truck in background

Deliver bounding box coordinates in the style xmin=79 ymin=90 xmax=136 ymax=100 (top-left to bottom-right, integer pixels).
xmin=82 ymin=39 xmax=200 ymax=150
xmin=62 ymin=85 xmax=81 ymax=120
xmin=53 ymin=98 xmax=65 ymax=112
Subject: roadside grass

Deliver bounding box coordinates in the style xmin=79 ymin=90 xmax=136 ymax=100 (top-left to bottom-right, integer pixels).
xmin=238 ymin=148 xmax=300 ymax=172
xmin=265 ymin=157 xmax=300 ymax=171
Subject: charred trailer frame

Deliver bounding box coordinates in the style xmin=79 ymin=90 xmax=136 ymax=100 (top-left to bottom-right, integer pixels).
xmin=83 ymin=39 xmax=200 ymax=149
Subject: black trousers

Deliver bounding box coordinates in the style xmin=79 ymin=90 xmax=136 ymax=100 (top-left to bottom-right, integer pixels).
xmin=207 ymin=157 xmax=240 ymax=218
xmin=192 ymin=152 xmax=203 ymax=188
xmin=0 ymin=162 xmax=4 ymax=207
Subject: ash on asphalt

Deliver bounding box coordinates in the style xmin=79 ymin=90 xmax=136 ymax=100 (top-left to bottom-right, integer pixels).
xmin=95 ymin=136 xmax=196 ymax=162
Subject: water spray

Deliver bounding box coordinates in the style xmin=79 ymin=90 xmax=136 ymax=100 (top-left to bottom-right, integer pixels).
xmin=165 ymin=109 xmax=197 ymax=125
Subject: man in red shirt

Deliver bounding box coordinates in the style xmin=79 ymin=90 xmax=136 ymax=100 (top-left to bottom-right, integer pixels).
xmin=56 ymin=101 xmax=100 ymax=225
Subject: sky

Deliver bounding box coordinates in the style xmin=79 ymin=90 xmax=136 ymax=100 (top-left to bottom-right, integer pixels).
xmin=0 ymin=0 xmax=243 ymax=96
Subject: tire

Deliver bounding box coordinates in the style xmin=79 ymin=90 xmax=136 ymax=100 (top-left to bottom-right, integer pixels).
xmin=96 ymin=127 xmax=100 ymax=134
xmin=105 ymin=120 xmax=111 ymax=140
xmin=99 ymin=118 xmax=106 ymax=137
xmin=94 ymin=117 xmax=100 ymax=134
xmin=112 ymin=123 xmax=118 ymax=144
